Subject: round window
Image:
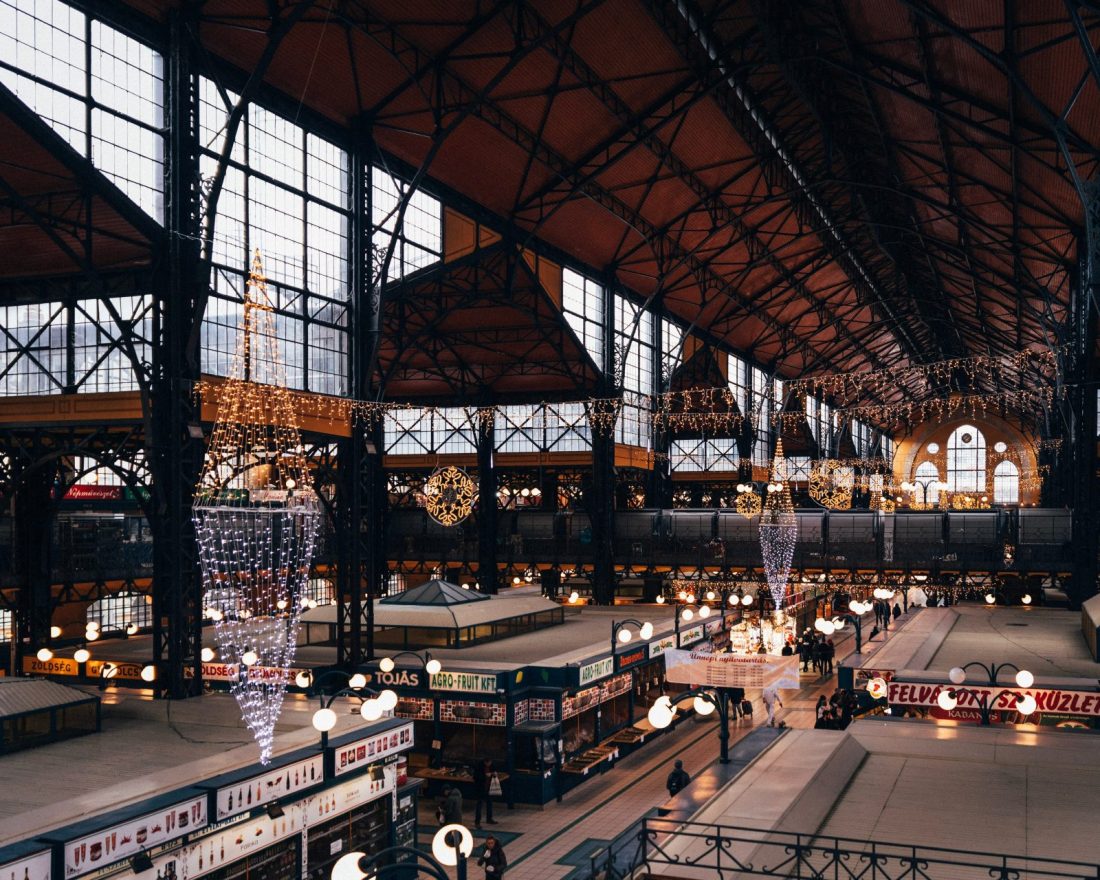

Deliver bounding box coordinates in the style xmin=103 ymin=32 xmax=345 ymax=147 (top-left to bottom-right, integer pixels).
xmin=961 ymin=432 xmax=973 ymax=444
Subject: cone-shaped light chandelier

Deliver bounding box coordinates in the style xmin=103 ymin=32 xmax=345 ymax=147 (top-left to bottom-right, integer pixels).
xmin=193 ymin=252 xmax=321 ymax=763
xmin=759 ymin=439 xmax=797 ymax=610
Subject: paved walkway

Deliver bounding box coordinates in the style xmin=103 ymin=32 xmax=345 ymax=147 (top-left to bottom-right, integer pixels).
xmin=418 ymin=611 xmax=920 ymax=880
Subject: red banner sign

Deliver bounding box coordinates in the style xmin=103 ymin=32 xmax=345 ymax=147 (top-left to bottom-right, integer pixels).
xmin=64 ymin=485 xmax=123 ymax=501
xmin=888 ymin=681 xmax=1100 ymax=717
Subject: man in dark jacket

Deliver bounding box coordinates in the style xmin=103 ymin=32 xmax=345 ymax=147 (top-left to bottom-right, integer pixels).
xmin=666 ymin=759 xmax=690 ymax=796
xmin=439 ymin=785 xmax=463 ymax=825
xmin=472 ymin=758 xmax=498 ymax=828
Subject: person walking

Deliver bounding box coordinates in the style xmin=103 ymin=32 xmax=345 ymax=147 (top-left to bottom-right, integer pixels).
xmin=798 ymin=635 xmax=812 ymax=672
xmin=810 ymin=637 xmax=823 ymax=674
xmin=477 ymin=835 xmax=507 ymax=877
xmin=762 ymin=684 xmax=783 ymax=727
xmin=666 ymin=759 xmax=691 ymax=796
xmin=439 ymin=785 xmax=463 ymax=826
xmin=892 ymin=602 xmax=902 ymax=621
xmin=822 ymin=638 xmax=835 ymax=675
xmin=729 ymin=686 xmax=746 ymax=719
xmin=472 ymin=758 xmax=498 ymax=829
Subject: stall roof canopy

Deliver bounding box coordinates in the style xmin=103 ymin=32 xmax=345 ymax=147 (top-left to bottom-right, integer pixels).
xmin=0 ymin=678 xmax=98 ymax=719
xmin=380 ymin=579 xmax=490 ymax=606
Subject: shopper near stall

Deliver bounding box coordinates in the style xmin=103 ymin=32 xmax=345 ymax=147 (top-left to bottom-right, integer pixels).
xmin=478 ymin=835 xmax=507 ymax=877
xmin=798 ymin=635 xmax=812 ymax=672
xmin=729 ymin=686 xmax=746 ymax=718
xmin=439 ymin=785 xmax=463 ymax=826
xmin=666 ymin=759 xmax=691 ymax=796
xmin=472 ymin=758 xmax=499 ymax=828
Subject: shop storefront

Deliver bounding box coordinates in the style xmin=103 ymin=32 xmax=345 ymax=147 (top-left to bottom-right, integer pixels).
xmin=20 ymin=719 xmax=415 ymax=880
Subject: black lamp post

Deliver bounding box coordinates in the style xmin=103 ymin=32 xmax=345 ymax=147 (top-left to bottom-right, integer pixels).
xmin=307 ymin=670 xmax=396 ymax=748
xmin=937 ymin=686 xmax=1036 ymax=726
xmin=330 ymin=829 xmax=471 ymax=880
xmin=648 ymin=687 xmax=732 ymax=763
xmin=938 ymin=660 xmax=1037 ymax=726
xmin=611 ymin=618 xmax=654 ymax=658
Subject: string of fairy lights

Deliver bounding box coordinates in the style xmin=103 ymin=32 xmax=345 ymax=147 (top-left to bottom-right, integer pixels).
xmin=759 ymin=440 xmax=797 ymax=609
xmin=194 ymin=347 xmax=1065 ymax=437
xmin=192 ymin=252 xmax=322 ymax=765
xmin=784 ymin=348 xmax=1063 ymax=404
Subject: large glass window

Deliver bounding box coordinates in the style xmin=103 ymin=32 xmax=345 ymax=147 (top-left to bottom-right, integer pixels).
xmin=914 ymin=460 xmax=940 ymax=505
xmin=670 ymin=438 xmax=738 ymax=472
xmin=0 ymin=0 xmax=164 ymax=219
xmin=73 ymin=296 xmax=152 ymax=392
xmin=727 ymin=355 xmax=749 ymax=416
xmin=752 ymin=366 xmax=772 ymax=467
xmin=947 ymin=424 xmax=986 ymax=492
xmin=199 ymin=78 xmax=350 ymax=394
xmin=371 ymin=167 xmax=442 ymax=280
xmin=661 ymin=316 xmax=684 ymax=385
xmin=993 ymin=460 xmax=1019 ymax=504
xmin=562 ymin=268 xmax=605 ymax=366
xmin=0 ymin=303 xmax=66 ymax=395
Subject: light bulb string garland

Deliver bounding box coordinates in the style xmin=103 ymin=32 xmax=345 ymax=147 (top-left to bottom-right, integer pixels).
xmin=192 ymin=251 xmax=322 ymax=764
xmin=193 ymin=342 xmax=1064 ymax=438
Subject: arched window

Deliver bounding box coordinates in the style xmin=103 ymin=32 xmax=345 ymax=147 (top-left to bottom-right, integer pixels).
xmin=914 ymin=460 xmax=940 ymax=505
xmin=993 ymin=460 xmax=1019 ymax=504
xmin=947 ymin=425 xmax=986 ymax=492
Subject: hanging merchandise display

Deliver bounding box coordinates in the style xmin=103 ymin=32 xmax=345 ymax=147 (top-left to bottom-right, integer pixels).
xmin=422 ymin=465 xmax=477 ymax=526
xmin=759 ymin=440 xmax=797 ymax=610
xmin=193 ymin=252 xmax=322 ymax=764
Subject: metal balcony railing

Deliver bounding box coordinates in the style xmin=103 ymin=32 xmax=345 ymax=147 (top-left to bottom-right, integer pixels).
xmin=582 ymin=817 xmax=1100 ymax=880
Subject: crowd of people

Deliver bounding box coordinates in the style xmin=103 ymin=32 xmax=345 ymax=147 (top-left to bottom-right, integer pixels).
xmin=795 ymin=631 xmax=836 ymax=674
xmin=814 ymin=688 xmax=861 ymax=730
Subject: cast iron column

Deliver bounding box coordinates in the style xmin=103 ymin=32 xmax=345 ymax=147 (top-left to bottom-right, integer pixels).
xmin=477 ymin=410 xmax=498 ymax=593
xmin=14 ymin=465 xmax=55 ymax=668
xmin=1070 ymin=179 xmax=1100 ymax=606
xmin=151 ymin=12 xmax=204 ymax=697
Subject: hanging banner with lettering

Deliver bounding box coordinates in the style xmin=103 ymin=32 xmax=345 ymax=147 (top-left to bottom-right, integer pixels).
xmin=214 ymin=755 xmax=325 ymax=819
xmin=429 ymin=671 xmax=499 ymax=693
xmin=183 ymin=662 xmax=310 ymax=684
xmin=663 ymin=650 xmax=800 ymax=690
xmin=577 ymin=657 xmax=614 ymax=686
xmin=887 ymin=682 xmax=1100 ymax=717
xmin=332 ymin=722 xmax=414 ymax=776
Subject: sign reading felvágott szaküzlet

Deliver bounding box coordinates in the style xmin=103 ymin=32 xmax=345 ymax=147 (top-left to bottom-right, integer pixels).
xmin=429 ymin=671 xmax=498 ymax=693
xmin=663 ymin=650 xmax=800 ymax=689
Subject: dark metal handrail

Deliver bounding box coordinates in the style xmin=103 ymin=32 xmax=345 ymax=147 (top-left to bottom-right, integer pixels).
xmin=583 ymin=817 xmax=1100 ymax=880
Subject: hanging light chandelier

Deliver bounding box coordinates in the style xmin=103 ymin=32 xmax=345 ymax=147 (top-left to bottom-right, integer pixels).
xmin=759 ymin=439 xmax=797 ymax=610
xmin=193 ymin=251 xmax=321 ymax=764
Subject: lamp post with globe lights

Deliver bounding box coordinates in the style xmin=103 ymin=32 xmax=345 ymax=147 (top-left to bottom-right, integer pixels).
xmin=330 ymin=824 xmax=472 ymax=880
xmin=674 ymin=601 xmax=714 ymax=647
xmin=646 ymin=688 xmax=732 ymax=764
xmin=377 ymin=650 xmax=443 ymax=678
xmin=935 ymin=661 xmax=1037 ymax=726
xmin=611 ymin=618 xmax=654 ymax=658
xmin=305 ymin=670 xmax=398 ymax=748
